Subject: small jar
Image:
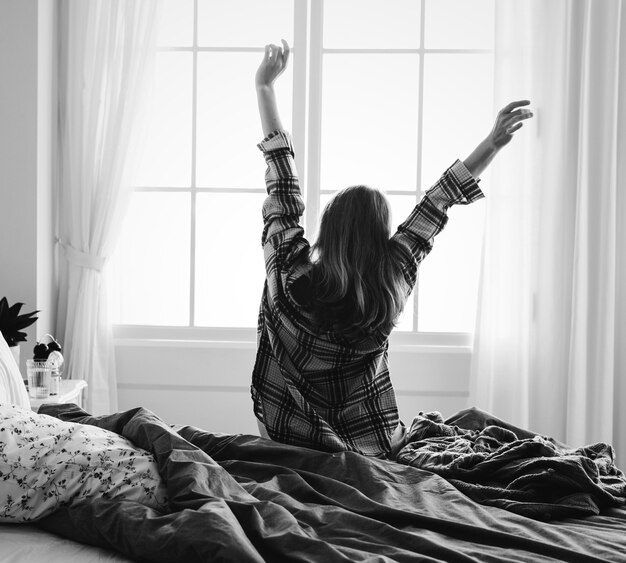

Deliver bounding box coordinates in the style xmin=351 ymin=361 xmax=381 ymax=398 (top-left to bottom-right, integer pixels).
xmin=50 ymin=369 xmax=61 ymax=396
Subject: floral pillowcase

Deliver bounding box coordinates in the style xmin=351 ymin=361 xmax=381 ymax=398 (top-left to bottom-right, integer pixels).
xmin=0 ymin=403 xmax=168 ymax=522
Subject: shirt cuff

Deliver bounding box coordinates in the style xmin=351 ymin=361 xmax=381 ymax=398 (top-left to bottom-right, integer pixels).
xmin=257 ymin=130 xmax=294 ymax=153
xmin=447 ymin=159 xmax=484 ymax=203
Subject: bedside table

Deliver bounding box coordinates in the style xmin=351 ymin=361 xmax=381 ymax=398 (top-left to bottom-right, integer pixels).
xmin=30 ymin=379 xmax=88 ymax=412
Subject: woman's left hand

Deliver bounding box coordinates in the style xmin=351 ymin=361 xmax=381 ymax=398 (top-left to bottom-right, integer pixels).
xmin=488 ymin=100 xmax=534 ymax=149
xmin=255 ymin=39 xmax=290 ymax=89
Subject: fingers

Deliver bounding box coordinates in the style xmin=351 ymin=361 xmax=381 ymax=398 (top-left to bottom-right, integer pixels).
xmin=499 ymin=99 xmax=531 ymax=114
xmin=503 ymin=108 xmax=533 ymax=127
xmin=266 ymin=41 xmax=289 ymax=68
xmin=275 ymin=40 xmax=290 ymax=69
xmin=506 ymin=108 xmax=533 ymax=119
xmin=258 ymin=40 xmax=290 ymax=88
xmin=267 ymin=41 xmax=289 ymax=57
xmin=505 ymin=122 xmax=524 ymax=135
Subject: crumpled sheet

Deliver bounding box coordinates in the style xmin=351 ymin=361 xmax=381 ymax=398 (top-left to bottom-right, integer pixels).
xmin=33 ymin=403 xmax=626 ymax=563
xmin=396 ymin=411 xmax=626 ymax=520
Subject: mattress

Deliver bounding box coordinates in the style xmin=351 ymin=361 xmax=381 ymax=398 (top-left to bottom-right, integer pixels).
xmin=0 ymin=524 xmax=132 ymax=562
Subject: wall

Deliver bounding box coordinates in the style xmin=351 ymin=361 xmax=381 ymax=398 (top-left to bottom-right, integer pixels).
xmin=115 ymin=339 xmax=471 ymax=436
xmin=0 ymin=0 xmax=57 ymax=371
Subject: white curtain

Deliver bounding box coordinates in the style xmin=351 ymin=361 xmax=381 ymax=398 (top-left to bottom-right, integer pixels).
xmin=56 ymin=0 xmax=158 ymax=414
xmin=471 ymin=0 xmax=626 ymax=465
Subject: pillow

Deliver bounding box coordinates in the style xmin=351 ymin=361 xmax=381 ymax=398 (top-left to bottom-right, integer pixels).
xmin=0 ymin=334 xmax=30 ymax=409
xmin=0 ymin=403 xmax=168 ymax=522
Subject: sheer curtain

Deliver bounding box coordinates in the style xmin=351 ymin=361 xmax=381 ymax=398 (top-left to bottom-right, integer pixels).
xmin=471 ymin=0 xmax=626 ymax=464
xmin=56 ymin=0 xmax=158 ymax=414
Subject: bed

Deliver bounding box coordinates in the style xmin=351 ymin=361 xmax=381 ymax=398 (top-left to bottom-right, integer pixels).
xmin=0 ymin=524 xmax=132 ymax=562
xmin=2 ymin=338 xmax=626 ymax=562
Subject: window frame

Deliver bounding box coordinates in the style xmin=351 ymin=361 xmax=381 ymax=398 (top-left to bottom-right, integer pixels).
xmin=112 ymin=0 xmax=491 ymax=349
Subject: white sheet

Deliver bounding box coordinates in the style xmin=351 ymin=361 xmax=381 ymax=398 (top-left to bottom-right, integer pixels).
xmin=0 ymin=525 xmax=132 ymax=562
xmin=0 ymin=334 xmax=30 ymax=409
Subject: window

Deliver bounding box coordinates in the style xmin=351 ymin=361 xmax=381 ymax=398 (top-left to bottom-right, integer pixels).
xmin=108 ymin=0 xmax=494 ymax=336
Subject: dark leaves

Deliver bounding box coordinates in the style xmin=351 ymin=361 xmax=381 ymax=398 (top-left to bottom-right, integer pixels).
xmin=0 ymin=297 xmax=39 ymax=346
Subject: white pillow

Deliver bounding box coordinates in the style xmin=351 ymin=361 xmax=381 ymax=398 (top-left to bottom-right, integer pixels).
xmin=0 ymin=334 xmax=30 ymax=409
xmin=0 ymin=403 xmax=168 ymax=522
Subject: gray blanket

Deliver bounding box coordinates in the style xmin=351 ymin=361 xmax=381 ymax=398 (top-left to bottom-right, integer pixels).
xmin=396 ymin=411 xmax=626 ymax=519
xmin=35 ymin=404 xmax=626 ymax=562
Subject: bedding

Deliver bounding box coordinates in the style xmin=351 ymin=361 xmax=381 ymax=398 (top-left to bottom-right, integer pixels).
xmin=396 ymin=411 xmax=626 ymax=520
xmin=19 ymin=402 xmax=626 ymax=562
xmin=0 ymin=404 xmax=167 ymax=521
xmin=0 ymin=523 xmax=133 ymax=562
xmin=0 ymin=334 xmax=30 ymax=409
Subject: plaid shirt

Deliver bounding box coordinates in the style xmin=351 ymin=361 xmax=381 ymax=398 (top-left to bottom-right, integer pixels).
xmin=251 ymin=130 xmax=483 ymax=458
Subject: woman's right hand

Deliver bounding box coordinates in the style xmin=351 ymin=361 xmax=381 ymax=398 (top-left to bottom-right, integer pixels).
xmin=255 ymin=39 xmax=290 ymax=89
xmin=463 ymin=100 xmax=533 ymax=179
xmin=488 ymin=100 xmax=534 ymax=149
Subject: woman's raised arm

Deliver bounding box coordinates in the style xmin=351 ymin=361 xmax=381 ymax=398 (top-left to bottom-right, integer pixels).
xmin=255 ymin=39 xmax=290 ymax=137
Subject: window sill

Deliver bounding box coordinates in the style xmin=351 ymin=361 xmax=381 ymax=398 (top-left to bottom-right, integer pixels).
xmin=113 ymin=325 xmax=473 ymax=353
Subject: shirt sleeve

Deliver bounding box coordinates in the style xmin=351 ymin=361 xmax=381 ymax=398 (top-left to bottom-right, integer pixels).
xmin=257 ymin=130 xmax=310 ymax=297
xmin=390 ymin=159 xmax=484 ymax=292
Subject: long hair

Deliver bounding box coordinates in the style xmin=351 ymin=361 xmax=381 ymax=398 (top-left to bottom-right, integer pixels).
xmin=310 ymin=185 xmax=407 ymax=338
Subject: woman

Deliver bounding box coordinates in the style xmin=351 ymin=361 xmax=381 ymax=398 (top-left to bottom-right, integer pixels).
xmin=252 ymin=40 xmax=533 ymax=459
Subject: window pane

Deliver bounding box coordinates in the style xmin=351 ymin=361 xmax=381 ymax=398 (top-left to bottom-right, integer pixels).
xmin=198 ymin=0 xmax=294 ymax=48
xmin=109 ymin=193 xmax=191 ymax=326
xmin=323 ymin=0 xmax=420 ymax=49
xmin=196 ymin=52 xmax=294 ymax=189
xmin=321 ymin=54 xmax=419 ymax=191
xmin=394 ymin=291 xmax=414 ymax=331
xmin=417 ymin=199 xmax=486 ymax=332
xmin=421 ymin=54 xmax=493 ymax=190
xmin=135 ymin=53 xmax=193 ymax=187
xmin=156 ymin=0 xmax=193 ymax=47
xmin=195 ymin=193 xmax=266 ymax=327
xmin=425 ymin=0 xmax=494 ymax=49
xmin=318 ymin=192 xmax=417 ymax=332
xmin=388 ymin=194 xmax=418 ymax=331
